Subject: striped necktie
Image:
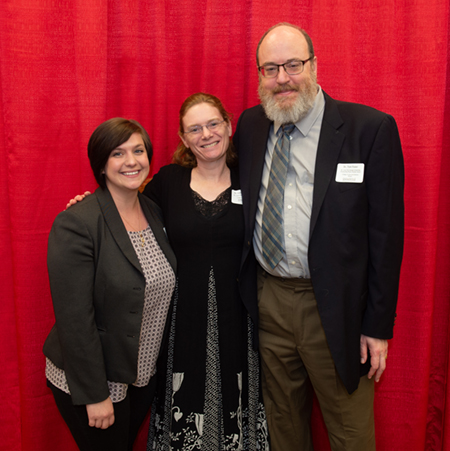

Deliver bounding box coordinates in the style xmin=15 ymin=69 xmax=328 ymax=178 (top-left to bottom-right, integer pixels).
xmin=261 ymin=123 xmax=295 ymax=269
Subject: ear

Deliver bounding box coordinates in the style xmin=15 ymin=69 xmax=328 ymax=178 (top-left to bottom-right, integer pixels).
xmin=310 ymin=56 xmax=318 ymax=74
xmin=226 ymin=121 xmax=232 ymax=137
xmin=180 ymin=133 xmax=190 ymax=149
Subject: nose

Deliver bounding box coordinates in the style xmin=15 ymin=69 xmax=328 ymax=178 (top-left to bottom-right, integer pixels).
xmin=124 ymin=151 xmax=138 ymax=166
xmin=201 ymin=124 xmax=213 ymax=139
xmin=276 ymin=66 xmax=290 ymax=84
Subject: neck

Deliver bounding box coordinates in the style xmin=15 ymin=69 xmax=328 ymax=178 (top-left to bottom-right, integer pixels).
xmin=106 ymin=184 xmax=140 ymax=216
xmin=193 ymin=159 xmax=229 ymax=181
xmin=190 ymin=159 xmax=231 ymax=202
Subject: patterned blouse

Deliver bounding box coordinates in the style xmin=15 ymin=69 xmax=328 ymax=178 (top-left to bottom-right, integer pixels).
xmin=46 ymin=224 xmax=175 ymax=403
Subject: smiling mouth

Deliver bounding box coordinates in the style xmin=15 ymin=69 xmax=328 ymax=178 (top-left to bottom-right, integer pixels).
xmin=201 ymin=141 xmax=219 ymax=149
xmin=122 ymin=170 xmax=140 ymax=176
xmin=273 ymin=85 xmax=299 ymax=95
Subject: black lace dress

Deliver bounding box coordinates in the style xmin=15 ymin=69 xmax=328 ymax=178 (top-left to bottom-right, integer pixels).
xmin=145 ymin=165 xmax=269 ymax=451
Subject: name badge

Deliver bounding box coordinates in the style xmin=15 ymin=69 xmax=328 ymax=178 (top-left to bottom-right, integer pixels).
xmin=232 ymin=189 xmax=243 ymax=205
xmin=335 ymin=163 xmax=364 ymax=183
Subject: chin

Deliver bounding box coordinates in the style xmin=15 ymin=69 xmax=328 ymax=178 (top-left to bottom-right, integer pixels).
xmin=275 ymin=96 xmax=298 ymax=109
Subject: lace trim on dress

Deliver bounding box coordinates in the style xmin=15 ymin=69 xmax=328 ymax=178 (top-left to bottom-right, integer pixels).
xmin=191 ymin=187 xmax=231 ymax=218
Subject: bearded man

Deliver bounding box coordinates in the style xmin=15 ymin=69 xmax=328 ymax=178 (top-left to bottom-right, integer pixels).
xmin=234 ymin=23 xmax=404 ymax=451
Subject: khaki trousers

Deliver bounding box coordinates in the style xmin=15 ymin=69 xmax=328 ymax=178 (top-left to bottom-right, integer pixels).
xmin=257 ymin=268 xmax=375 ymax=451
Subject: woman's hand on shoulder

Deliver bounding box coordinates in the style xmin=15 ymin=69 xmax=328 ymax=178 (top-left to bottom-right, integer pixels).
xmin=66 ymin=191 xmax=91 ymax=210
xmin=86 ymin=397 xmax=115 ymax=429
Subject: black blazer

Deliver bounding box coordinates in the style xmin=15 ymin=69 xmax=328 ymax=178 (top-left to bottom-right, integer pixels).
xmin=234 ymin=91 xmax=404 ymax=393
xmin=43 ymin=187 xmax=176 ymax=405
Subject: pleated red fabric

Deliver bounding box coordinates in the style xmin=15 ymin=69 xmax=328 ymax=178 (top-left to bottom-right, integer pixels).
xmin=1 ymin=1 xmax=449 ymax=450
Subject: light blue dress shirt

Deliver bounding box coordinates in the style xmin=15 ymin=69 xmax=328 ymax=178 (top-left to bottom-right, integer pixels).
xmin=254 ymin=87 xmax=325 ymax=278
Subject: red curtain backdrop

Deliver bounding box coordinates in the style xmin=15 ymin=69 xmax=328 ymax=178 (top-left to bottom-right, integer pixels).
xmin=1 ymin=0 xmax=449 ymax=450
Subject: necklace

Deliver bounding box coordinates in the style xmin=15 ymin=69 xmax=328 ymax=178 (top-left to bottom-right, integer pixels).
xmin=120 ymin=204 xmax=146 ymax=248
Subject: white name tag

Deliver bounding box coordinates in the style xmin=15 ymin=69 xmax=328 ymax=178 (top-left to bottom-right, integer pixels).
xmin=232 ymin=189 xmax=243 ymax=205
xmin=335 ymin=163 xmax=364 ymax=183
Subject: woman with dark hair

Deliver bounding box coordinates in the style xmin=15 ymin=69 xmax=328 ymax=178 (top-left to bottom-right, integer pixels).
xmin=145 ymin=93 xmax=269 ymax=450
xmin=43 ymin=118 xmax=176 ymax=451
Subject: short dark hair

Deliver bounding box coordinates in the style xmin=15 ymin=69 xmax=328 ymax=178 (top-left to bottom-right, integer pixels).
xmin=172 ymin=92 xmax=237 ymax=168
xmin=87 ymin=118 xmax=153 ymax=188
xmin=256 ymin=23 xmax=315 ymax=66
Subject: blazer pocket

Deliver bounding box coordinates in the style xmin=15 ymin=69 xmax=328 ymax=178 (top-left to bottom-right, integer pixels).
xmin=337 ymin=182 xmax=365 ymax=192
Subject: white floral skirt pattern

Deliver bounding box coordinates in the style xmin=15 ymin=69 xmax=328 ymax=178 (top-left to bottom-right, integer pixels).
xmin=148 ymin=273 xmax=270 ymax=451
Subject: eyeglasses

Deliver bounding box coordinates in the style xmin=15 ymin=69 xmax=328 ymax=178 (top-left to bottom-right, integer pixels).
xmin=258 ymin=57 xmax=314 ymax=78
xmin=183 ymin=120 xmax=226 ymax=135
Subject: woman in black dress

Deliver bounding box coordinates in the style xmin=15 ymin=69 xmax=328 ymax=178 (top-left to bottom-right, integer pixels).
xmin=146 ymin=93 xmax=269 ymax=450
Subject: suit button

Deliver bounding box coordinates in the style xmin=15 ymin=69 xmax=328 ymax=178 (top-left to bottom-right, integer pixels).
xmin=133 ymin=287 xmax=141 ymax=291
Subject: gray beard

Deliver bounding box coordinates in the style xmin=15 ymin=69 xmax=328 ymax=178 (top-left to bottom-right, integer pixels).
xmin=259 ymin=75 xmax=318 ymax=124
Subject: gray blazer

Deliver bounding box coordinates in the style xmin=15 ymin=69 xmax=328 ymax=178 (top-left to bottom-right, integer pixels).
xmin=43 ymin=187 xmax=176 ymax=405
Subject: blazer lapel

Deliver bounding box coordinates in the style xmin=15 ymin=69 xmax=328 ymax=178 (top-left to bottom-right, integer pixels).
xmin=140 ymin=194 xmax=177 ymax=273
xmin=95 ymin=187 xmax=143 ymax=274
xmin=310 ymin=92 xmax=345 ymax=237
xmin=247 ymin=109 xmax=272 ymax=230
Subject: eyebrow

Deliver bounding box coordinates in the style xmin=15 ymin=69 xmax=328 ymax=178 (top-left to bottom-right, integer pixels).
xmin=261 ymin=57 xmax=304 ymax=66
xmin=113 ymin=143 xmax=145 ymax=151
xmin=185 ymin=117 xmax=223 ymax=127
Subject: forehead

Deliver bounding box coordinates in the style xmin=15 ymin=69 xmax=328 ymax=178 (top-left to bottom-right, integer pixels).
xmin=116 ymin=132 xmax=144 ymax=148
xmin=259 ymin=26 xmax=309 ymax=65
xmin=182 ymin=103 xmax=222 ymax=125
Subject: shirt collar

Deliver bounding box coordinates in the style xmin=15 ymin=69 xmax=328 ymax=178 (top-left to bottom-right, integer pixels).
xmin=274 ymin=86 xmax=325 ymax=137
